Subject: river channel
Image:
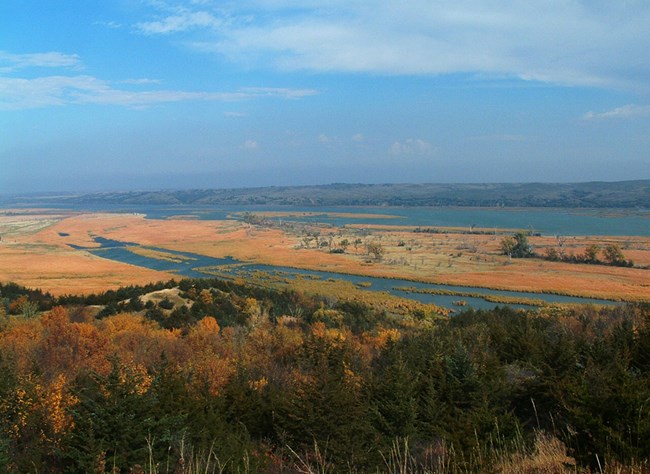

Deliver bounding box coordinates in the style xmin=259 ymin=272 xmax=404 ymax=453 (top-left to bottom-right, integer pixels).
xmin=72 ymin=237 xmax=620 ymax=312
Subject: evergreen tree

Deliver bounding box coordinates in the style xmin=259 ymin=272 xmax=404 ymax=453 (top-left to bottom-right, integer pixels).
xmin=369 ymin=343 xmax=418 ymax=440
xmin=64 ymin=360 xmax=165 ymax=472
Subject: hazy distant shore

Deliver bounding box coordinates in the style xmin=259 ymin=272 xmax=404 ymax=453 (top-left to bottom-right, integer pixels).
xmin=4 ymin=180 xmax=649 ymax=209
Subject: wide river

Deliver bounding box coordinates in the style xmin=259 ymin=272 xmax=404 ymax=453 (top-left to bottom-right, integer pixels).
xmin=9 ymin=201 xmax=650 ymax=236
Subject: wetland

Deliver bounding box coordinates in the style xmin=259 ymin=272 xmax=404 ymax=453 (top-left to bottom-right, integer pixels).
xmin=1 ymin=200 xmax=648 ymax=310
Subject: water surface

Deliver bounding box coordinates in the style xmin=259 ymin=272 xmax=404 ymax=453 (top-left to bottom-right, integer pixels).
xmin=13 ymin=201 xmax=647 ymax=236
xmin=73 ymin=237 xmax=620 ymax=312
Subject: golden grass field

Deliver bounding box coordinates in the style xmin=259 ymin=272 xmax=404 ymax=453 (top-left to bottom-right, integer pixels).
xmin=1 ymin=209 xmax=649 ymax=301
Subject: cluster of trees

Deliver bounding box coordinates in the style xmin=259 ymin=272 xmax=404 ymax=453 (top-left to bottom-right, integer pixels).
xmin=0 ymin=277 xmax=649 ymax=472
xmin=544 ymin=242 xmax=634 ymax=267
xmin=0 ymin=282 xmax=54 ymax=317
xmin=500 ymin=233 xmax=634 ymax=267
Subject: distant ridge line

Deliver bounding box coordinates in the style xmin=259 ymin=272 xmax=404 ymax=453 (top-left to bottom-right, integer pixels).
xmin=11 ymin=180 xmax=650 ymax=208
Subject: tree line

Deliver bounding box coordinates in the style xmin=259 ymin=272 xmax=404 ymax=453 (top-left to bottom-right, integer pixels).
xmin=501 ymin=232 xmax=635 ymax=267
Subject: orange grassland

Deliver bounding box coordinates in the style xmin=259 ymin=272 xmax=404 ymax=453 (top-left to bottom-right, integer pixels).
xmin=1 ymin=210 xmax=649 ymax=301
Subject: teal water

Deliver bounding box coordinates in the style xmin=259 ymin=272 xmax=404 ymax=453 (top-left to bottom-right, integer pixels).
xmin=2 ymin=202 xmax=650 ymax=236
xmin=126 ymin=204 xmax=648 ymax=236
xmin=73 ymin=238 xmax=620 ymax=312
xmin=11 ymin=201 xmax=647 ymax=236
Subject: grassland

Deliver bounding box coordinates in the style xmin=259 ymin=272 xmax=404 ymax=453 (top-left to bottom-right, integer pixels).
xmin=0 ymin=208 xmax=648 ymax=302
xmin=0 ymin=211 xmax=173 ymax=294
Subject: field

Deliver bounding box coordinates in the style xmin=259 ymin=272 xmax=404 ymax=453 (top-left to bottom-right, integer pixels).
xmin=1 ymin=208 xmax=649 ymax=302
xmin=0 ymin=211 xmax=171 ymax=294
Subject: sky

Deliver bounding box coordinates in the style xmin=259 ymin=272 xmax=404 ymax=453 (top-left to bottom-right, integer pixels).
xmin=1 ymin=0 xmax=649 ymax=194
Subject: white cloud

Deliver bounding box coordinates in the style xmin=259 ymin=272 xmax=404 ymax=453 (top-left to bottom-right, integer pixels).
xmin=94 ymin=20 xmax=122 ymax=29
xmin=351 ymin=133 xmax=364 ymax=142
xmin=135 ymin=8 xmax=223 ymax=34
xmin=239 ymin=86 xmax=318 ymax=99
xmin=318 ymin=134 xmax=331 ymax=144
xmin=243 ymin=139 xmax=259 ymax=150
xmin=119 ymin=78 xmax=162 ymax=85
xmin=0 ymin=51 xmax=318 ymax=110
xmin=583 ymin=104 xmax=650 ymax=120
xmin=0 ymin=76 xmax=75 ymax=108
xmin=134 ymin=1 xmax=650 ymax=89
xmin=390 ymin=138 xmax=434 ymax=155
xmin=0 ymin=74 xmax=318 ymax=110
xmin=0 ymin=51 xmax=82 ymax=72
xmin=224 ymin=111 xmax=247 ymax=117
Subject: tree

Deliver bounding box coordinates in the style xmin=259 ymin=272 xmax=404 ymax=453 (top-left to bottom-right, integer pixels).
xmin=8 ymin=295 xmax=38 ymax=318
xmin=500 ymin=236 xmax=516 ymax=259
xmin=603 ymin=244 xmax=627 ymax=266
xmin=544 ymin=247 xmax=561 ymax=261
xmin=500 ymin=232 xmax=534 ymax=258
xmin=276 ymin=339 xmax=374 ymax=467
xmin=583 ymin=244 xmax=600 ymax=264
xmin=369 ymin=345 xmax=418 ymax=439
xmin=366 ymin=242 xmax=385 ymax=262
xmin=0 ymin=304 xmax=8 ymax=330
xmin=64 ymin=361 xmax=163 ymax=472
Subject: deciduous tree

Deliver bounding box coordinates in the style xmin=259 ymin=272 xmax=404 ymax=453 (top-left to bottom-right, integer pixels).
xmin=500 ymin=232 xmax=534 ymax=258
xmin=583 ymin=244 xmax=601 ymax=263
xmin=603 ymin=244 xmax=627 ymax=266
xmin=366 ymin=242 xmax=385 ymax=262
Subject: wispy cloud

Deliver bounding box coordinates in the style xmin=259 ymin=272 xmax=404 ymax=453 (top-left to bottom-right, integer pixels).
xmin=0 ymin=51 xmax=82 ymax=72
xmin=583 ymin=104 xmax=650 ymax=120
xmin=135 ymin=7 xmax=223 ymax=34
xmin=0 ymin=74 xmax=318 ymax=110
xmin=94 ymin=20 xmax=122 ymax=29
xmin=0 ymin=48 xmax=317 ymax=110
xmin=132 ymin=1 xmax=650 ymax=90
xmin=239 ymin=87 xmax=318 ymax=99
xmin=119 ymin=78 xmax=163 ymax=85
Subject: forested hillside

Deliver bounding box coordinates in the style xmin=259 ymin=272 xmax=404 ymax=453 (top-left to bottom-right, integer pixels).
xmin=0 ymin=279 xmax=649 ymax=472
xmin=11 ymin=180 xmax=650 ymax=208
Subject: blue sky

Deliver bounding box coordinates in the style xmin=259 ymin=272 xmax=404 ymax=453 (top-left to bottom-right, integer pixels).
xmin=1 ymin=0 xmax=649 ymax=193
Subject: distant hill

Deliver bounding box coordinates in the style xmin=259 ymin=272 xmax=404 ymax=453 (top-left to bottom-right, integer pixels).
xmin=12 ymin=181 xmax=650 ymax=208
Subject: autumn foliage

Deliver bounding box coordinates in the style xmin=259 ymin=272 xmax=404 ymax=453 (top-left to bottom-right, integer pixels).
xmin=0 ymin=279 xmax=649 ymax=472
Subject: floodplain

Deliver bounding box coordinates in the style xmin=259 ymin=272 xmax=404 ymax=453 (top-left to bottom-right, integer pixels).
xmin=1 ymin=206 xmax=648 ymax=306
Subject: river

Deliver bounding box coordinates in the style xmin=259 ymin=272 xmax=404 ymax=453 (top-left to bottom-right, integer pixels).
xmin=73 ymin=237 xmax=620 ymax=312
xmin=3 ymin=201 xmax=649 ymax=236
